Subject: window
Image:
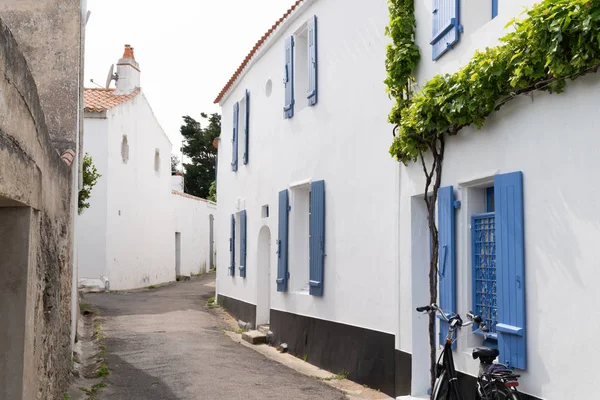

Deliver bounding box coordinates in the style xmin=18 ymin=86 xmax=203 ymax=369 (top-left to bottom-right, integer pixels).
xmin=284 ymin=15 xmax=318 ymax=118
xmin=472 ymin=187 xmax=497 ymax=338
xmin=262 ymin=205 xmax=269 ymax=218
xmin=289 ymin=184 xmax=310 ymax=292
xmin=276 ymin=180 xmax=326 ymax=296
xmin=121 ymin=135 xmax=129 ymax=164
xmin=154 ymin=149 xmax=160 ymax=173
xmin=229 ymin=210 xmax=247 ymax=278
xmin=294 ymin=24 xmax=309 ymax=114
xmin=431 ymin=0 xmax=461 ymax=60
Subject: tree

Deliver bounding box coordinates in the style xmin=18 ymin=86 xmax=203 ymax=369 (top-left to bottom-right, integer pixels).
xmin=180 ymin=113 xmax=220 ymax=199
xmin=171 ymin=154 xmax=181 ymax=173
xmin=207 ymin=181 xmax=217 ymax=202
xmin=78 ymin=153 xmax=101 ymax=215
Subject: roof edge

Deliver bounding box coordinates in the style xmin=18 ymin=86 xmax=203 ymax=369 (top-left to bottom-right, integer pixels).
xmin=214 ymin=0 xmax=318 ymax=105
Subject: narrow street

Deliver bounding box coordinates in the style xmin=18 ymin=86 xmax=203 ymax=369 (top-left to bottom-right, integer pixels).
xmin=84 ymin=273 xmax=345 ymax=400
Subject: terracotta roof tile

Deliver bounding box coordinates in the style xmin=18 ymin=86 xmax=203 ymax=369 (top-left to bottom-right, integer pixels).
xmin=84 ymin=88 xmax=141 ymax=113
xmin=214 ymin=0 xmax=304 ymax=104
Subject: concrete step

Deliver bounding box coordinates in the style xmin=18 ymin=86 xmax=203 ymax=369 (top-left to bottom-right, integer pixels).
xmin=242 ymin=330 xmax=267 ymax=345
xmin=257 ymin=324 xmax=270 ymax=334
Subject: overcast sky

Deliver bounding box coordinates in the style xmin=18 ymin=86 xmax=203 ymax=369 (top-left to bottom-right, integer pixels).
xmin=84 ymin=0 xmax=292 ymax=159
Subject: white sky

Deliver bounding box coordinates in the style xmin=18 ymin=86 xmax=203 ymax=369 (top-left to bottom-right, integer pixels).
xmin=84 ymin=0 xmax=293 ymax=160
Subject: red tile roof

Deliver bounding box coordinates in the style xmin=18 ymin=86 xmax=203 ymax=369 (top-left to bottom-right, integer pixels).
xmin=84 ymin=88 xmax=141 ymax=113
xmin=213 ymin=0 xmax=305 ymax=104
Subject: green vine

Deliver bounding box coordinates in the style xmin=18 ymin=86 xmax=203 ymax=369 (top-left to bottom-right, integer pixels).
xmin=384 ymin=0 xmax=421 ymax=125
xmin=78 ymin=153 xmax=101 ymax=215
xmin=389 ymin=0 xmax=600 ymax=163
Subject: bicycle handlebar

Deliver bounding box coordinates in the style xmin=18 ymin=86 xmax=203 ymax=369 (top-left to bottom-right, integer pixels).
xmin=416 ymin=304 xmax=486 ymax=329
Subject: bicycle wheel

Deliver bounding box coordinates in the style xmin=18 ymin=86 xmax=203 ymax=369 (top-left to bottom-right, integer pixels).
xmin=477 ymin=382 xmax=523 ymax=400
xmin=432 ymin=371 xmax=461 ymax=400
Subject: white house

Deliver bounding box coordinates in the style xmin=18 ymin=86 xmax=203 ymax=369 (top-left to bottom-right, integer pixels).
xmin=214 ymin=0 xmax=399 ymax=395
xmin=78 ymin=45 xmax=216 ymax=291
xmin=215 ymin=1 xmax=599 ymax=399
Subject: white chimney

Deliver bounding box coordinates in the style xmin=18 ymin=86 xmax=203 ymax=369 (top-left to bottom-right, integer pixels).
xmin=171 ymin=173 xmax=184 ymax=192
xmin=114 ymin=44 xmax=140 ymax=94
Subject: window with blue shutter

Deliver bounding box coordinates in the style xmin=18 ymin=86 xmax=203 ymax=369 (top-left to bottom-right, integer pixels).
xmin=229 ymin=214 xmax=235 ymax=276
xmin=277 ymin=189 xmax=290 ymax=291
xmin=309 ymin=180 xmax=325 ymax=296
xmin=243 ymin=90 xmax=250 ymax=165
xmin=431 ymin=0 xmax=461 ymax=61
xmin=307 ymin=16 xmax=318 ymax=106
xmin=232 ymin=102 xmax=239 ymax=171
xmin=284 ymin=36 xmax=295 ymax=119
xmin=495 ymin=171 xmax=526 ymax=370
xmin=438 ymin=186 xmax=456 ymax=348
xmin=239 ymin=210 xmax=247 ymax=278
xmin=492 ymin=0 xmax=498 ymax=19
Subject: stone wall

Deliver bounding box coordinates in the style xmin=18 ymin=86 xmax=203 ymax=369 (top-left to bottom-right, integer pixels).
xmin=0 ymin=17 xmax=74 ymax=400
xmin=0 ymin=0 xmax=82 ymax=153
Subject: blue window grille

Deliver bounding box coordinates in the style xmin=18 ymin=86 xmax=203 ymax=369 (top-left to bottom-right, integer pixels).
xmin=472 ymin=212 xmax=498 ymax=338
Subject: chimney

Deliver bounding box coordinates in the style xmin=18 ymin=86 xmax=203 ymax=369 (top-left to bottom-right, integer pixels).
xmin=115 ymin=44 xmax=140 ymax=94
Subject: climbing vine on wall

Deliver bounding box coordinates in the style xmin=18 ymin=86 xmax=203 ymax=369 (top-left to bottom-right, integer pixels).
xmin=390 ymin=0 xmax=600 ymax=163
xmin=78 ymin=153 xmax=101 ymax=215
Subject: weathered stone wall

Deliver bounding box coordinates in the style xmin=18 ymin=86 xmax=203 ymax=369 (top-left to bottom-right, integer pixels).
xmin=0 ymin=17 xmax=73 ymax=399
xmin=0 ymin=0 xmax=82 ymax=153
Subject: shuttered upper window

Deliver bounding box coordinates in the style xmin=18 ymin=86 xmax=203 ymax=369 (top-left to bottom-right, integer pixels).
xmin=431 ymin=0 xmax=461 ymax=60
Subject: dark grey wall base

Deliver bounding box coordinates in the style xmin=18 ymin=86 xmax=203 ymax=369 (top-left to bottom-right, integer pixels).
xmin=217 ymin=294 xmax=256 ymax=328
xmin=394 ymin=350 xmax=411 ymax=396
xmin=270 ymin=309 xmax=396 ymax=397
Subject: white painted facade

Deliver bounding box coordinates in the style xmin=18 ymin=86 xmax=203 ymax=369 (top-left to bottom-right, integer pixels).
xmin=400 ymin=2 xmax=600 ymax=399
xmin=216 ymin=0 xmax=398 ymax=334
xmin=78 ymin=48 xmax=215 ymax=291
xmin=216 ymin=1 xmax=600 ymax=399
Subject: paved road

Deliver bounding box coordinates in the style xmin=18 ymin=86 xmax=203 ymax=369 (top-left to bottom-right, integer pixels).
xmin=85 ymin=273 xmax=345 ymax=400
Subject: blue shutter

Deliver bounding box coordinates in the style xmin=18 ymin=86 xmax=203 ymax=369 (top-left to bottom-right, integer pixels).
xmin=307 ymin=15 xmax=318 ymax=106
xmin=229 ymin=214 xmax=235 ymax=276
xmin=276 ymin=190 xmax=290 ymax=291
xmin=309 ymin=180 xmax=325 ymax=296
xmin=284 ymin=36 xmax=295 ymax=119
xmin=495 ymin=172 xmax=526 ymax=370
xmin=492 ymin=0 xmax=498 ymax=19
xmin=239 ymin=210 xmax=247 ymax=278
xmin=431 ymin=0 xmax=460 ymax=60
xmin=243 ymin=90 xmax=250 ymax=165
xmin=232 ymin=102 xmax=239 ymax=171
xmin=438 ymin=186 xmax=456 ymax=348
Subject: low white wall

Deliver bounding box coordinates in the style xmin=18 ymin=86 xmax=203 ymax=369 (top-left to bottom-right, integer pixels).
xmin=172 ymin=191 xmax=216 ymax=276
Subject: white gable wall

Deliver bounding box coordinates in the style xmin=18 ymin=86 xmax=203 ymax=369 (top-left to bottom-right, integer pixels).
xmin=217 ymin=0 xmax=398 ymax=334
xmin=104 ymin=93 xmax=175 ymax=290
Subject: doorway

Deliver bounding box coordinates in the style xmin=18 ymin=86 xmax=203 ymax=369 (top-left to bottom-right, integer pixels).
xmin=175 ymin=232 xmax=181 ymax=276
xmin=209 ymin=215 xmax=214 ymax=269
xmin=256 ymin=225 xmax=271 ymax=325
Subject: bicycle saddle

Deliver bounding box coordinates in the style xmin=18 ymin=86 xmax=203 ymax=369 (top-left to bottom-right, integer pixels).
xmin=472 ymin=347 xmax=499 ymax=360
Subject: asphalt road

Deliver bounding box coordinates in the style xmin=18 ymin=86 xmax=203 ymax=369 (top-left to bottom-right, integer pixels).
xmin=85 ymin=273 xmax=345 ymax=400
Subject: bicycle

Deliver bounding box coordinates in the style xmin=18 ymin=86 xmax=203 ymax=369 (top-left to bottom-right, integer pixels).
xmin=416 ymin=304 xmax=523 ymax=400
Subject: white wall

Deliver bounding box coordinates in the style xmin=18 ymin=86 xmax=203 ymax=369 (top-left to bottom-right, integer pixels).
xmin=398 ymin=58 xmax=600 ymax=400
xmin=103 ymin=93 xmax=175 ymax=290
xmin=77 ymin=115 xmax=109 ymax=281
xmin=216 ymin=0 xmax=398 ymax=335
xmin=172 ymin=191 xmax=216 ymax=276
